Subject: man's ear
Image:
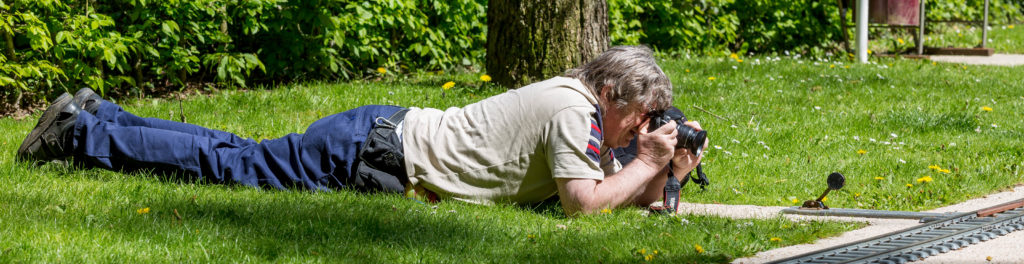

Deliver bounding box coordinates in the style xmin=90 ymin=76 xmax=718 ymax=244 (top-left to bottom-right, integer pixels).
xmin=599 ymin=84 xmax=612 ymax=103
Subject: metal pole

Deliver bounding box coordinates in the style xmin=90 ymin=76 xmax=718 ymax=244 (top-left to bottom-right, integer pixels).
xmin=918 ymin=0 xmax=925 ymax=55
xmin=857 ymin=0 xmax=869 ymax=62
xmin=982 ymin=0 xmax=990 ymax=48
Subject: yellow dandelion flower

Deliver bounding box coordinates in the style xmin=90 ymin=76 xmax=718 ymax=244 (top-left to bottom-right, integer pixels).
xmin=822 ymin=197 xmax=828 ymax=202
xmin=479 ymin=74 xmax=492 ymax=82
xmin=770 ymin=237 xmax=782 ymax=242
xmin=653 ymin=250 xmax=658 ymax=255
xmin=830 ymin=64 xmax=836 ymax=68
xmin=868 ymin=49 xmax=873 ymax=55
xmin=640 ymin=249 xmax=647 ymax=255
xmin=857 ymin=149 xmax=867 ymax=155
xmin=928 ymin=165 xmax=941 ymax=170
xmin=645 ymin=255 xmax=654 ymax=261
xmin=694 ymin=244 xmax=705 ymax=254
xmin=601 ymin=208 xmax=612 ymax=214
xmin=906 ymin=183 xmax=914 ymax=187
xmin=736 ymin=59 xmax=743 ymax=63
xmin=708 ymin=76 xmax=716 ymax=81
xmin=844 ymin=65 xmax=850 ymax=69
xmin=855 ymin=193 xmax=861 ymax=197
xmin=791 ymin=198 xmax=800 ymax=204
xmin=685 ymin=69 xmax=690 ymax=72
xmin=376 ymin=67 xmax=387 ymax=74
xmin=981 ymin=106 xmax=993 ymax=112
xmin=442 ymin=81 xmax=455 ymax=90
xmin=917 ymin=176 xmax=933 ymax=183
xmin=897 ymin=38 xmax=905 ymax=45
xmin=730 ymin=53 xmax=739 ymax=59
xmin=527 ymin=234 xmax=536 ymax=239
xmin=939 ymin=169 xmax=950 ymax=174
xmin=963 ymin=65 xmax=968 ymax=70
xmin=875 ymin=176 xmax=885 ymax=180
xmin=137 ymin=207 xmax=150 ymax=214
xmin=1009 ymin=25 xmax=1015 ymax=29
xmin=932 ymin=62 xmax=937 ymax=66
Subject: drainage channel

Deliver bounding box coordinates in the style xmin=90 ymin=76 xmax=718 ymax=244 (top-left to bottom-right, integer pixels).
xmin=767 ymin=199 xmax=1024 ymax=264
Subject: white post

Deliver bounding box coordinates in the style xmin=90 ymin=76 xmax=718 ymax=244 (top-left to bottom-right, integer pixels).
xmin=856 ymin=0 xmax=869 ymax=63
xmin=918 ymin=0 xmax=925 ymax=55
xmin=982 ymin=0 xmax=990 ymax=48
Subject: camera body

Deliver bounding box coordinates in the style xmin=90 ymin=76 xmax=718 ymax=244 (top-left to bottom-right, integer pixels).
xmin=648 ymin=107 xmax=706 ymax=157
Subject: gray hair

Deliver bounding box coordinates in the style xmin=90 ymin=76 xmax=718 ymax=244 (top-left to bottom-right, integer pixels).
xmin=565 ymin=45 xmax=673 ymax=112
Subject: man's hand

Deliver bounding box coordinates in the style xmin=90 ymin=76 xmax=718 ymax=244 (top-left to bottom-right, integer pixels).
xmin=671 ymin=121 xmax=707 ymax=175
xmin=634 ymin=120 xmax=678 ymax=172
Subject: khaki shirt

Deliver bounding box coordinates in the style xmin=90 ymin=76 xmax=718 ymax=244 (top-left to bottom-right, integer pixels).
xmin=401 ymin=77 xmax=621 ymax=204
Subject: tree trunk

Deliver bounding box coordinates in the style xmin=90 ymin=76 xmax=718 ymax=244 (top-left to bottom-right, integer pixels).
xmin=486 ymin=0 xmax=609 ymax=88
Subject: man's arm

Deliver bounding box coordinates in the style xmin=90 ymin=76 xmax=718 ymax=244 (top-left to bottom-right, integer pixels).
xmin=556 ymin=121 xmax=678 ymax=216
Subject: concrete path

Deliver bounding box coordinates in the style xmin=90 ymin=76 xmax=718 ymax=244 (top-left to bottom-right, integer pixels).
xmin=929 ymin=54 xmax=1024 ymax=66
xmin=677 ymin=185 xmax=1024 ymax=263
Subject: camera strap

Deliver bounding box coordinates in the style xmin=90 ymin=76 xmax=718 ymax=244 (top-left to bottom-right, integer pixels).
xmin=653 ymin=162 xmax=708 ymax=215
xmin=663 ymin=168 xmax=681 ymax=213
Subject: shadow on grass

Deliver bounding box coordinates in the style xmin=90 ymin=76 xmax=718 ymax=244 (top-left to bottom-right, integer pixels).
xmin=3 ymin=159 xmax=738 ymax=263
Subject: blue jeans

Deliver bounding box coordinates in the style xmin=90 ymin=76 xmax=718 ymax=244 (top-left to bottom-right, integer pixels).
xmin=72 ymin=101 xmax=404 ymax=191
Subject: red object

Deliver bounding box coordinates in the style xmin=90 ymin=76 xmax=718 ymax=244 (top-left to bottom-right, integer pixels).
xmin=869 ymin=0 xmax=920 ymax=26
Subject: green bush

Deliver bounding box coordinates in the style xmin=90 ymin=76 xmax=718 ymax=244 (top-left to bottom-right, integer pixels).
xmin=1 ymin=0 xmax=486 ymax=112
xmin=1 ymin=0 xmax=1021 ymax=113
xmin=608 ymin=0 xmax=846 ymax=55
xmin=608 ymin=0 xmax=1023 ymax=55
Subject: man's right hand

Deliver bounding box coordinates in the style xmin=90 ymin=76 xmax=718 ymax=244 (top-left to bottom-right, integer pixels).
xmin=634 ymin=120 xmax=677 ymax=171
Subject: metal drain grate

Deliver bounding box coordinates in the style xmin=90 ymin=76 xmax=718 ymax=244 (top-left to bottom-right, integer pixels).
xmin=768 ymin=199 xmax=1024 ymax=264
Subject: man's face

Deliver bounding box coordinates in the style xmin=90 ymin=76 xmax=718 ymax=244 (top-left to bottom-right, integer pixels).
xmin=602 ymin=101 xmax=649 ymax=149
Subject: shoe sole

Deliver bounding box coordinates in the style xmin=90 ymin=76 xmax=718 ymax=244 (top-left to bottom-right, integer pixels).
xmin=17 ymin=93 xmax=73 ymax=160
xmin=73 ymin=88 xmax=95 ymax=105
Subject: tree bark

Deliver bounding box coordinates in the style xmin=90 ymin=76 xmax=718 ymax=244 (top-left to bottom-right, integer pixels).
xmin=486 ymin=0 xmax=609 ymax=88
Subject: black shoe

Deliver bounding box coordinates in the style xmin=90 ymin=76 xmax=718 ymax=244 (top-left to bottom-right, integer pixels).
xmin=17 ymin=93 xmax=82 ymax=162
xmin=73 ymin=87 xmax=103 ymax=115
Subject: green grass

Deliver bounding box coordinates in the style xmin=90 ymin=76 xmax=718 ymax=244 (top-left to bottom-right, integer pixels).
xmin=0 ymin=76 xmax=859 ymax=263
xmin=666 ymin=54 xmax=1024 ymax=211
xmin=4 ymin=53 xmax=1022 ymax=262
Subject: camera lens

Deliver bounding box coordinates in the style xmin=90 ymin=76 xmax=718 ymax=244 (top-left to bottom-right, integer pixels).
xmin=676 ymin=124 xmax=706 ymax=157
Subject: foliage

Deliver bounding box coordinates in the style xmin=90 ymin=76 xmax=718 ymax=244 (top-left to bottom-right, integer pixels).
xmin=928 ymin=0 xmax=1024 ymax=24
xmin=608 ymin=0 xmax=1023 ymax=55
xmin=1 ymin=0 xmax=486 ymax=112
xmin=1 ymin=0 xmax=1021 ymax=113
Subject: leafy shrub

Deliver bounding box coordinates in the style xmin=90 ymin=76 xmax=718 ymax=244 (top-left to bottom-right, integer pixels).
xmin=1 ymin=0 xmax=1020 ymax=114
xmin=608 ymin=0 xmax=1022 ymax=55
xmin=1 ymin=0 xmax=486 ymax=113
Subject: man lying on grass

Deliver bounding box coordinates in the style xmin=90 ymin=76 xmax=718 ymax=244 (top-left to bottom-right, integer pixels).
xmin=17 ymin=45 xmax=707 ymax=216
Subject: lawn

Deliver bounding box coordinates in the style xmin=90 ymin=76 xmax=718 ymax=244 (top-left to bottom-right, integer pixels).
xmin=668 ymin=53 xmax=1022 ymax=211
xmin=2 ymin=52 xmax=1021 ymax=262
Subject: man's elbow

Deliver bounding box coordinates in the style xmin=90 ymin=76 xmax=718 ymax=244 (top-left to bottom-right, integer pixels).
xmin=561 ymin=197 xmax=608 ymax=216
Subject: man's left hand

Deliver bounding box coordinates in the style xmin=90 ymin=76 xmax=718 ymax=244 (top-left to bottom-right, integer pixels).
xmin=671 ymin=121 xmax=707 ymax=175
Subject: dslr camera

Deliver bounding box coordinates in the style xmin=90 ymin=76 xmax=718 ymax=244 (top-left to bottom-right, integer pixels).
xmin=648 ymin=107 xmax=706 ymax=157
xmin=647 ymin=106 xmax=709 ymax=215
